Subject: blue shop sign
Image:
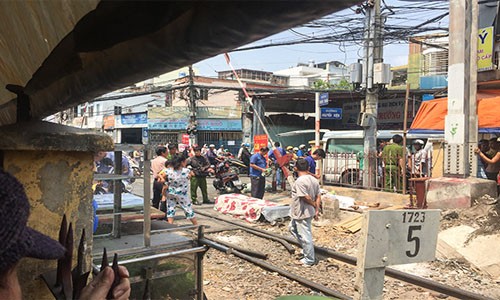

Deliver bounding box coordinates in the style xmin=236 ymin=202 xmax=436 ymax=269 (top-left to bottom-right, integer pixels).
xmin=148 ymin=119 xmax=242 ymax=131
xmin=198 ymin=119 xmax=242 ymax=131
xmin=121 ymin=113 xmax=147 ymax=125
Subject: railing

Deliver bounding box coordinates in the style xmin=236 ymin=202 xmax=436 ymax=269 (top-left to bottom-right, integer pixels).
xmin=323 ymin=150 xmax=433 ymax=194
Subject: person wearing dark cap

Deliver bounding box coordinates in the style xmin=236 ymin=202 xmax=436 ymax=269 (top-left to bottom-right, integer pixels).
xmin=0 ymin=170 xmax=131 ymax=300
xmin=187 ymin=146 xmax=212 ymax=205
xmin=305 ymin=148 xmax=326 ymax=179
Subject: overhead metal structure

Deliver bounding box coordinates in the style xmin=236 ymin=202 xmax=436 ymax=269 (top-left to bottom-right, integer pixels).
xmin=0 ymin=0 xmax=361 ymax=126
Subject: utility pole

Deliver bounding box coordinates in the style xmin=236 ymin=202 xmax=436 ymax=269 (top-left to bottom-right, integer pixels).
xmin=188 ymin=65 xmax=198 ymax=146
xmin=361 ymin=0 xmax=383 ymax=188
xmin=444 ymin=0 xmax=478 ymax=177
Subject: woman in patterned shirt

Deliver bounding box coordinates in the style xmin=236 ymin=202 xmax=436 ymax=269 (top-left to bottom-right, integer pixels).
xmin=162 ymin=154 xmax=198 ymax=225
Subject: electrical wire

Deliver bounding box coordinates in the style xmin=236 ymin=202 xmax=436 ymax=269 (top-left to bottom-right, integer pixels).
xmin=230 ymin=0 xmax=449 ymax=54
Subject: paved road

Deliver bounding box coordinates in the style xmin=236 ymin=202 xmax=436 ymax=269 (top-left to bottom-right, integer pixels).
xmin=130 ymin=175 xmax=252 ymax=203
xmin=130 ymin=173 xmax=290 ymax=204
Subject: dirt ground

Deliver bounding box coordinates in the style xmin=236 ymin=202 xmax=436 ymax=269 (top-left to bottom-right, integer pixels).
xmin=200 ymin=194 xmax=500 ymax=300
xmin=130 ymin=178 xmax=500 ymax=299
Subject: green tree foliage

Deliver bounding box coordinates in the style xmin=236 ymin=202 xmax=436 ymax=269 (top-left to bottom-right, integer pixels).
xmin=333 ymin=78 xmax=352 ymax=91
xmin=312 ymin=79 xmax=332 ymax=90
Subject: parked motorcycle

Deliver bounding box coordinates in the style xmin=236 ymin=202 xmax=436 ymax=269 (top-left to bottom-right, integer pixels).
xmin=212 ymin=159 xmax=246 ymax=194
xmin=226 ymin=158 xmax=249 ymax=175
xmin=128 ymin=155 xmax=142 ymax=177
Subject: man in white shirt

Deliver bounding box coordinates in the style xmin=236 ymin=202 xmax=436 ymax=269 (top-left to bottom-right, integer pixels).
xmin=216 ymin=145 xmax=225 ymax=157
xmin=289 ymin=158 xmax=320 ymax=266
xmin=151 ymin=146 xmax=168 ymax=209
xmin=412 ymin=140 xmax=427 ymax=177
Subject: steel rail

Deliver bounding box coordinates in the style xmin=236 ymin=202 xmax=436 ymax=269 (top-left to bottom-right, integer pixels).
xmin=199 ymin=236 xmax=351 ymax=300
xmin=195 ymin=210 xmax=494 ymax=300
xmin=204 ymin=235 xmax=268 ymax=260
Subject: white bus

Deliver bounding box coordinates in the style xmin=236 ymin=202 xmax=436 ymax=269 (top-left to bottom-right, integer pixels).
xmin=321 ymin=130 xmax=444 ymax=187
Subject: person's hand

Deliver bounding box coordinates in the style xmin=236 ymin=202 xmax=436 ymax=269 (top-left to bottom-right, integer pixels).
xmin=314 ymin=208 xmax=320 ymax=221
xmin=474 ymin=148 xmax=481 ymax=154
xmin=80 ymin=266 xmax=131 ymax=300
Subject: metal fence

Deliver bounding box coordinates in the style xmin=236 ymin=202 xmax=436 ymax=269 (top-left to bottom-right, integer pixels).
xmin=197 ymin=131 xmax=242 ymax=156
xmin=149 ymin=131 xmax=181 ymax=147
xmin=323 ymin=150 xmax=433 ymax=194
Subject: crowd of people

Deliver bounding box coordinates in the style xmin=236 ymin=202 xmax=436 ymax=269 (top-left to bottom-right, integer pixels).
xmin=375 ymin=134 xmax=433 ymax=192
xmin=375 ymin=134 xmax=500 ymax=193
xmin=148 ymin=140 xmax=325 ymax=217
xmin=147 ymin=141 xmax=325 ymax=267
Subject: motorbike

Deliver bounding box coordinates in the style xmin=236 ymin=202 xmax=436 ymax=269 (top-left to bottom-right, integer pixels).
xmin=226 ymin=158 xmax=249 ymax=175
xmin=212 ymin=159 xmax=246 ymax=194
xmin=94 ymin=156 xmax=134 ymax=194
xmin=127 ymin=155 xmax=142 ymax=177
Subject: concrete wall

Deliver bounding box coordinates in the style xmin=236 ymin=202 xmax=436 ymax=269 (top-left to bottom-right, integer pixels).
xmin=322 ymin=185 xmax=409 ymax=207
xmin=4 ymin=150 xmax=95 ymax=299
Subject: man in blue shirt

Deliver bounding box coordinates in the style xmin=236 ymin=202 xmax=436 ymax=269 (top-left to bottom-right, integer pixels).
xmin=297 ymin=144 xmax=306 ymax=157
xmin=250 ymin=146 xmax=269 ymax=199
xmin=305 ymin=149 xmax=326 ymax=179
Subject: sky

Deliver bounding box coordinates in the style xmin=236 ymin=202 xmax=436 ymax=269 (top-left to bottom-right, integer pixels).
xmin=193 ymin=0 xmax=448 ymax=77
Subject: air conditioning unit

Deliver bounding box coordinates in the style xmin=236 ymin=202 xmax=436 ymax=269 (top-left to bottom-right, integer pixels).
xmin=349 ymin=63 xmax=363 ymax=84
xmin=374 ymin=63 xmax=391 ymax=84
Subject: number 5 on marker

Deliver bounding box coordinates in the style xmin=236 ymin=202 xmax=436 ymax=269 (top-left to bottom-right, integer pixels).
xmin=406 ymin=225 xmax=422 ymax=258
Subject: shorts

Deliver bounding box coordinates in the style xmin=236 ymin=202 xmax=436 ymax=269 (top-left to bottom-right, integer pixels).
xmin=166 ymin=194 xmax=195 ymax=219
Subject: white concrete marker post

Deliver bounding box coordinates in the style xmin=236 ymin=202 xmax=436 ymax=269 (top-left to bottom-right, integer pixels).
xmin=354 ymin=209 xmax=441 ymax=300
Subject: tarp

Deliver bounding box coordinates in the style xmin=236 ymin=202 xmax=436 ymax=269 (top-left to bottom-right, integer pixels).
xmin=410 ymin=90 xmax=500 ymax=134
xmin=214 ymin=193 xmax=286 ymax=223
xmin=0 ymin=1 xmax=360 ymax=126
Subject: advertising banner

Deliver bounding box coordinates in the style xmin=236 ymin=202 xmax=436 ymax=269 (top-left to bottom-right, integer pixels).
xmin=197 ymin=119 xmax=242 ymax=131
xmin=103 ymin=115 xmax=115 ymax=130
xmin=478 ymin=26 xmax=494 ymax=72
xmin=182 ymin=134 xmax=190 ymax=144
xmin=120 ymin=112 xmax=147 ymax=125
xmin=148 ymin=118 xmax=242 ymax=131
xmin=148 ymin=106 xmax=241 ymax=120
xmin=342 ymin=98 xmax=418 ymax=127
xmin=253 ymin=134 xmax=268 ymax=152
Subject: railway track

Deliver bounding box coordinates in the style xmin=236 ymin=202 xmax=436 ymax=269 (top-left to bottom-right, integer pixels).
xmin=194 ymin=208 xmax=494 ymax=300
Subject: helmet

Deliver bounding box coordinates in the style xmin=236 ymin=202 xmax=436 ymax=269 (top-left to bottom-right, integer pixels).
xmin=413 ymin=139 xmax=425 ymax=145
xmin=286 ymin=146 xmax=293 ymax=151
xmin=245 ymin=143 xmax=250 ymax=147
xmin=299 ymin=144 xmax=306 ymax=149
xmin=219 ymin=145 xmax=224 ymax=148
xmin=209 ymin=144 xmax=215 ymax=148
xmin=293 ymin=147 xmax=298 ymax=151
